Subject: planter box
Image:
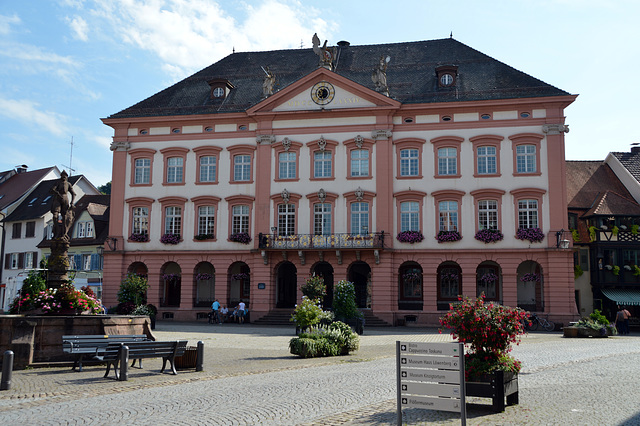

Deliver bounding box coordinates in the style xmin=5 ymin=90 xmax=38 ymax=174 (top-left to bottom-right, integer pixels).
xmin=174 ymin=346 xmax=197 ymax=369
xmin=466 ymin=370 xmax=518 ymax=412
xmin=563 ymin=326 xmax=579 ymax=338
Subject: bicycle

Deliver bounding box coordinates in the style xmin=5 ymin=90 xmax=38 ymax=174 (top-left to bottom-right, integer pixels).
xmin=523 ymin=312 xmax=555 ymax=331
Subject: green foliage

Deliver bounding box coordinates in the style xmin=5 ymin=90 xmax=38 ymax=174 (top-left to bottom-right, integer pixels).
xmin=612 ymin=225 xmax=619 ymax=236
xmin=290 ymin=296 xmax=324 ymax=329
xmin=117 ymin=273 xmax=149 ymax=306
xmin=574 ymin=264 xmax=584 ymax=279
xmin=613 ymin=265 xmax=620 ymax=276
xmin=589 ymin=226 xmax=597 ymax=242
xmin=632 ymin=224 xmax=640 ymax=235
xmin=589 ymin=309 xmax=609 ymax=325
xmin=20 ymin=270 xmax=47 ymax=296
xmin=9 ymin=282 xmax=103 ymax=314
xmin=131 ymin=304 xmax=156 ymax=316
xmin=332 ymin=280 xmax=362 ymax=321
xmin=289 ymin=321 xmax=360 ymax=358
xmin=97 ymin=181 xmax=111 ymax=195
xmin=571 ymin=228 xmax=580 ymax=242
xmin=632 ymin=265 xmax=640 ymax=277
xmin=301 ymin=275 xmax=327 ymax=301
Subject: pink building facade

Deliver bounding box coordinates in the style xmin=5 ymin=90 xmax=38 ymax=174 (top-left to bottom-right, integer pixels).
xmin=102 ymin=38 xmax=579 ymax=325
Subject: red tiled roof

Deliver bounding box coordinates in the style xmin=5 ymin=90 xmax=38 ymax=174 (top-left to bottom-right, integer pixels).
xmin=0 ymin=167 xmax=57 ymax=212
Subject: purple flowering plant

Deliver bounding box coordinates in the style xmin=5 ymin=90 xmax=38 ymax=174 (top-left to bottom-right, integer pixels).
xmin=402 ymin=272 xmax=422 ymax=282
xmin=479 ymin=272 xmax=498 ymax=284
xmin=195 ymin=273 xmax=213 ymax=281
xmin=396 ymin=230 xmax=425 ymax=244
xmin=163 ymin=273 xmax=181 ymax=281
xmin=194 ymin=233 xmax=214 ymax=240
xmin=474 ymin=229 xmax=504 ymax=244
xmin=436 ymin=230 xmax=462 ymax=243
xmin=231 ymin=272 xmax=250 ymax=281
xmin=516 ymin=227 xmax=544 ymax=243
xmin=160 ymin=233 xmax=181 ymax=244
xmin=129 ymin=232 xmax=149 ymax=242
xmin=520 ymin=273 xmax=540 ymax=282
xmin=229 ymin=232 xmax=252 ymax=244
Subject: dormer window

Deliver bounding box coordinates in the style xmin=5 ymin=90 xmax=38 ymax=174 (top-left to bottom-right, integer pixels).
xmin=207 ymin=78 xmax=234 ymax=100
xmin=436 ymin=65 xmax=458 ymax=88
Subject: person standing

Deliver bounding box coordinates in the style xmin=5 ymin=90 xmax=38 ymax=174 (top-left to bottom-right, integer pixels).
xmin=210 ymin=299 xmax=221 ymax=324
xmin=615 ymin=306 xmax=626 ymax=335
xmin=238 ymin=301 xmax=246 ymax=324
xmin=623 ymin=307 xmax=631 ymax=335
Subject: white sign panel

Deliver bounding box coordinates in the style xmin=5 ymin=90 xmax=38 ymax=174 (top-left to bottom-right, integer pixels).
xmin=401 ymin=395 xmax=463 ymax=412
xmin=401 ymin=382 xmax=461 ymax=398
xmin=399 ymin=342 xmax=461 ymax=356
xmin=399 ymin=354 xmax=459 ymax=370
xmin=400 ymin=368 xmax=460 ymax=384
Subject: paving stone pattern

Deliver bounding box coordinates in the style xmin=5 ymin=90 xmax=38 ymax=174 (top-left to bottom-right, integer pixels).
xmin=1 ymin=322 xmax=639 ymax=425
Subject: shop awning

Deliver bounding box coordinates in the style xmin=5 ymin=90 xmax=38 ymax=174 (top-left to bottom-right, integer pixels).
xmin=601 ymin=288 xmax=640 ymax=306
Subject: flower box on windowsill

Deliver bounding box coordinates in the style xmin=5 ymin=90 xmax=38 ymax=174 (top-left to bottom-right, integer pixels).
xmin=129 ymin=233 xmax=149 ymax=242
xmin=516 ymin=227 xmax=544 ymax=243
xmin=436 ymin=230 xmax=461 ymax=243
xmin=474 ymin=229 xmax=504 ymax=244
xmin=396 ymin=230 xmax=425 ymax=244
xmin=194 ymin=233 xmax=214 ymax=241
xmin=229 ymin=232 xmax=251 ymax=244
xmin=160 ymin=233 xmax=181 ymax=244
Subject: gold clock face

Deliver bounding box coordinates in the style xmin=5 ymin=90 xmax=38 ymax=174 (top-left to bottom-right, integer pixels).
xmin=311 ymin=81 xmax=335 ymax=105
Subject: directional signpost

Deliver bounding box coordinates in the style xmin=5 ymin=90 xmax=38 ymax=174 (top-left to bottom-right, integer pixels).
xmin=397 ymin=341 xmax=466 ymax=425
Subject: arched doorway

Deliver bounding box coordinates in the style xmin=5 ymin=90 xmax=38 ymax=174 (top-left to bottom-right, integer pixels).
xmin=161 ymin=262 xmax=181 ymax=307
xmin=437 ymin=261 xmax=461 ymax=310
xmin=399 ymin=261 xmax=423 ymax=310
xmin=517 ymin=260 xmax=544 ymax=311
xmin=228 ymin=262 xmax=250 ymax=308
xmin=312 ymin=262 xmax=334 ymax=309
xmin=476 ymin=261 xmax=501 ymax=302
xmin=127 ymin=262 xmax=148 ymax=277
xmin=194 ymin=262 xmax=215 ymax=308
xmin=276 ymin=261 xmax=297 ymax=308
xmin=348 ymin=261 xmax=371 ymax=309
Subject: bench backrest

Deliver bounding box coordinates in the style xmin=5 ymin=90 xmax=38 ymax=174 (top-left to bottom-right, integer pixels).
xmin=62 ymin=335 xmax=150 ymax=353
xmin=101 ymin=340 xmax=188 ymax=360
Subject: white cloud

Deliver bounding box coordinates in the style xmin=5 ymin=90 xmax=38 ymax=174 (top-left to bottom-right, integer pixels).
xmin=67 ymin=15 xmax=89 ymax=41
xmin=0 ymin=42 xmax=77 ymax=66
xmin=0 ymin=97 xmax=69 ymax=136
xmin=0 ymin=13 xmax=21 ymax=35
xmin=88 ymin=0 xmax=334 ymax=80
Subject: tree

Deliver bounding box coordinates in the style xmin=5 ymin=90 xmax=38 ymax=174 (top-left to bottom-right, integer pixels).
xmin=98 ymin=181 xmax=111 ymax=195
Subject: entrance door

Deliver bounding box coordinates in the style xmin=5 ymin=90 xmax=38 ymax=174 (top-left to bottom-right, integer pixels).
xmin=276 ymin=262 xmax=297 ymax=308
xmin=349 ymin=261 xmax=371 ymax=309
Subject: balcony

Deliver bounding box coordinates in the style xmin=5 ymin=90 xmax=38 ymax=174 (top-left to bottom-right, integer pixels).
xmin=258 ymin=232 xmax=385 ymax=250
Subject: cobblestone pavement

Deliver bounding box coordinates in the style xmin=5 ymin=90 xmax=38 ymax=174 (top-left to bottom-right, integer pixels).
xmin=1 ymin=322 xmax=640 ymax=425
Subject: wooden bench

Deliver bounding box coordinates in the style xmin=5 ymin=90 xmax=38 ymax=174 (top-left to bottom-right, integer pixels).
xmin=100 ymin=340 xmax=188 ymax=380
xmin=62 ymin=334 xmax=151 ymax=371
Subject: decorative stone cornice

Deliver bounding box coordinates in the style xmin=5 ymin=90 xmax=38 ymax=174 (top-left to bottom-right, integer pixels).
xmin=371 ymin=129 xmax=392 ymax=140
xmin=281 ymin=188 xmax=290 ymax=204
xmin=542 ymin=124 xmax=570 ymax=135
xmin=256 ymin=134 xmax=276 ymax=145
xmin=355 ymin=187 xmax=365 ymax=201
xmin=110 ymin=141 xmax=130 ymax=152
xmin=318 ymin=188 xmax=326 ymax=203
xmin=282 ymin=137 xmax=292 ymax=151
xmin=354 ymin=135 xmax=364 ymax=148
xmin=318 ymin=136 xmax=327 ymax=152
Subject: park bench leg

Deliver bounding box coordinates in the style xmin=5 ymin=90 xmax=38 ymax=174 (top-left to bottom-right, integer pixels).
xmin=131 ymin=358 xmax=143 ymax=369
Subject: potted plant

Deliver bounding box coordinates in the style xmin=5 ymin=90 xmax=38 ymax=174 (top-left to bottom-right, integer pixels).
xmin=474 ymin=229 xmax=504 ymax=244
xmin=229 ymin=232 xmax=252 ymax=244
xmin=566 ymin=310 xmax=616 ymax=338
xmin=160 ymin=233 xmax=180 ymax=244
xmin=436 ymin=230 xmax=462 ymax=243
xmin=515 ymin=227 xmax=544 ymax=243
xmin=332 ymin=280 xmax=364 ymax=335
xmin=290 ymin=296 xmax=333 ymax=335
xmin=289 ymin=321 xmax=359 ymax=358
xmin=130 ymin=232 xmax=149 ymax=242
xmin=440 ymin=295 xmax=527 ymax=412
xmin=301 ymin=275 xmax=327 ymax=303
xmin=396 ymin=230 xmax=425 ymax=244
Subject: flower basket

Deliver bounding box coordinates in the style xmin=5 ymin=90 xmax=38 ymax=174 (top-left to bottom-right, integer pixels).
xmin=516 ymin=227 xmax=544 ymax=243
xmin=229 ymin=232 xmax=251 ymax=244
xmin=474 ymin=229 xmax=504 ymax=244
xmin=231 ymin=273 xmax=249 ymax=281
xmin=194 ymin=233 xmax=214 ymax=240
xmin=520 ymin=273 xmax=540 ymax=282
xmin=436 ymin=230 xmax=461 ymax=243
xmin=396 ymin=230 xmax=425 ymax=244
xmin=160 ymin=233 xmax=180 ymax=244
xmin=129 ymin=232 xmax=149 ymax=242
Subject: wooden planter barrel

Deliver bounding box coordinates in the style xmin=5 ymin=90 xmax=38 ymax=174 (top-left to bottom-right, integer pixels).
xmin=465 ymin=370 xmax=518 ymax=412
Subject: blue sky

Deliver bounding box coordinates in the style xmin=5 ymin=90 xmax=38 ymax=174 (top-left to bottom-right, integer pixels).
xmin=1 ymin=0 xmax=639 ymax=188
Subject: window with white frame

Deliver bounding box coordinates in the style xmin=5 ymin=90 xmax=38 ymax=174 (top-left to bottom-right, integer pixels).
xmin=438 ymin=147 xmax=457 ymax=175
xmin=165 ymin=206 xmax=182 ymax=235
xmin=477 ymin=146 xmax=497 ymax=175
xmin=76 ymin=221 xmax=93 ymax=238
xmin=277 ymin=204 xmax=296 ymax=236
xmin=478 ymin=200 xmax=498 ymax=230
xmin=314 ymin=203 xmax=332 ymax=235
xmin=516 ymin=145 xmax=536 ymax=173
xmin=134 ymin=158 xmax=151 ymax=184
xmin=199 ymin=155 xmax=217 ymax=182
xmin=438 ymin=201 xmax=458 ymax=231
xmin=232 ymin=205 xmax=249 ymax=234
xmin=400 ymin=148 xmax=419 ymax=176
xmin=45 ymin=221 xmax=53 ymax=240
xmin=278 ymin=152 xmax=296 ymax=179
xmin=518 ymin=199 xmax=538 ymax=228
xmin=82 ymin=254 xmax=92 ymax=271
xmin=351 ymin=202 xmax=369 ymax=235
xmin=24 ymin=252 xmax=33 ymax=269
xmin=132 ymin=207 xmax=149 ymax=235
xmin=313 ymin=151 xmax=332 ymax=178
xmin=9 ymin=253 xmax=18 ymax=269
xmin=233 ymin=155 xmax=251 ymax=181
xmin=350 ymin=149 xmax=369 ymax=177
xmin=400 ymin=201 xmax=420 ymax=232
xmin=198 ymin=206 xmax=216 ymax=236
xmin=167 ymin=157 xmax=184 ymax=183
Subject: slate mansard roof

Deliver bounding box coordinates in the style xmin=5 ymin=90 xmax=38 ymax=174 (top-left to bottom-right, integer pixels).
xmin=108 ymin=38 xmax=572 ymax=119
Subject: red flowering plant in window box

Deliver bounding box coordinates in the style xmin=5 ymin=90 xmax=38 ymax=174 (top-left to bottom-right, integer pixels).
xmin=474 ymin=229 xmax=504 ymax=244
xmin=439 ymin=295 xmax=528 ymax=381
xmin=396 ymin=230 xmax=425 ymax=244
xmin=516 ymin=227 xmax=544 ymax=243
xmin=436 ymin=230 xmax=462 ymax=243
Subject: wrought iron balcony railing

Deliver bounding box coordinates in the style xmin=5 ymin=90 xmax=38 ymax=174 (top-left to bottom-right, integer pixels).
xmin=258 ymin=232 xmax=385 ymax=250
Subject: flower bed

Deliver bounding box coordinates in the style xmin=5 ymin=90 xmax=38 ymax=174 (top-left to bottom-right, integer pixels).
xmin=516 ymin=227 xmax=544 ymax=243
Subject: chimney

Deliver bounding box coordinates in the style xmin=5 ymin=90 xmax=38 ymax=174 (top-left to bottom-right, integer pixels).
xmin=631 ymin=144 xmax=640 ymax=154
xmin=337 ymin=40 xmax=350 ymax=47
xmin=16 ymin=164 xmax=28 ymax=173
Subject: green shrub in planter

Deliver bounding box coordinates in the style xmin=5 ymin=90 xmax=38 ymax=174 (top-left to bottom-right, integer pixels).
xmin=289 ymin=321 xmax=360 ymax=358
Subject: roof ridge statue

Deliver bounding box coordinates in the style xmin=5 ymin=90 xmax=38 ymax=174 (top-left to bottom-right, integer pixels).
xmin=372 ymin=55 xmax=390 ymax=97
xmin=312 ymin=33 xmax=337 ymax=70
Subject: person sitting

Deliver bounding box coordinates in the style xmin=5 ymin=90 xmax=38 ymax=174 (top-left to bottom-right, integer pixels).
xmin=229 ymin=306 xmax=239 ymax=323
xmin=220 ymin=306 xmax=229 ymax=323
